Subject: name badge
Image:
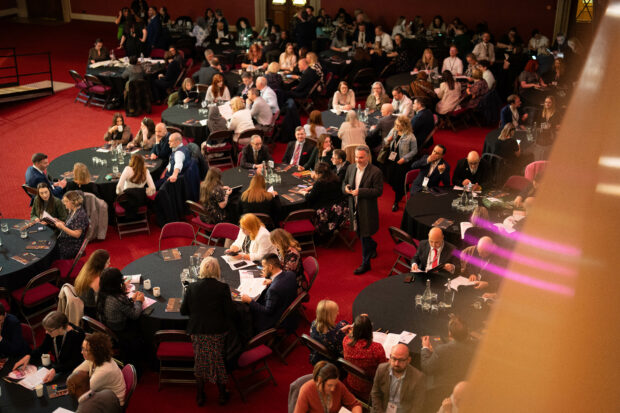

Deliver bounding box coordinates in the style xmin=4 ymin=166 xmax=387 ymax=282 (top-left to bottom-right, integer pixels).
xmin=388 ymin=151 xmax=398 ymax=161
xmin=422 ymin=177 xmax=430 ymax=187
xmin=386 ymin=402 xmax=398 ymax=413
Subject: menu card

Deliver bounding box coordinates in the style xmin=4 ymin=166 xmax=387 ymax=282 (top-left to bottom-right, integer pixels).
xmin=165 ymin=298 xmax=182 ymax=312
xmin=192 ymin=247 xmax=215 ymax=259
xmin=161 ymin=248 xmax=181 ymax=261
xmin=281 ymin=193 xmax=303 ymax=203
xmin=432 ymin=218 xmax=454 ymax=230
xmin=25 ymin=240 xmax=52 ymax=250
xmin=11 ymin=252 xmax=38 ymax=265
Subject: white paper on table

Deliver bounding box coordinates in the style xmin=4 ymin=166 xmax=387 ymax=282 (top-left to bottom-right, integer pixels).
xmin=372 ymin=332 xmax=402 ymax=359
xmin=18 ymin=367 xmax=50 ymax=390
xmin=338 ymin=408 xmax=352 ymax=413
xmin=53 ymin=408 xmax=75 ymax=413
xmin=222 ymin=254 xmax=255 ymax=270
xmin=199 ymin=119 xmax=208 ymax=126
xmin=398 ymin=331 xmax=416 ymax=344
xmin=124 ymin=274 xmax=142 ymax=283
xmin=460 ymin=222 xmax=473 ymax=239
xmin=237 ymin=278 xmax=267 ymax=299
xmin=89 ymin=60 xmax=110 ymax=68
xmin=130 ymin=148 xmax=140 ymax=154
xmin=453 ymin=185 xmax=464 ymax=191
xmin=446 ymin=276 xmax=476 ymax=291
xmin=96 ymin=148 xmax=110 ymax=153
xmin=239 ymin=270 xmax=256 ymax=281
xmin=218 ymin=102 xmax=233 ymax=120
xmin=267 ymin=186 xmax=275 ymax=193
xmin=142 ymin=296 xmax=157 ymax=310
xmin=41 ymin=210 xmax=60 ymax=225
xmin=486 ymin=197 xmax=501 ymax=203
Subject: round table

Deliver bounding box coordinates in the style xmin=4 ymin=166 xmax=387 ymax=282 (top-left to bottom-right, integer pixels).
xmin=161 ymin=104 xmax=210 ymax=144
xmin=483 ymin=127 xmax=551 ymax=162
xmin=47 ymin=147 xmax=163 ymax=206
xmin=87 ymin=61 xmax=164 ymax=101
xmin=385 ymin=72 xmax=417 ymax=93
xmin=0 ymin=219 xmax=57 ymax=290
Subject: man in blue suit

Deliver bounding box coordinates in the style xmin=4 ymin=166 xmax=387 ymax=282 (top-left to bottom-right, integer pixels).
xmin=499 ymin=94 xmax=528 ymax=129
xmin=410 ymin=144 xmax=451 ymax=194
xmin=25 ymin=153 xmax=66 ymax=198
xmin=241 ymin=253 xmax=297 ymax=334
xmin=411 ymin=97 xmax=436 ymax=150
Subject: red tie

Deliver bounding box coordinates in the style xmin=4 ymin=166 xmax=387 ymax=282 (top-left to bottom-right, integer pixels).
xmin=292 ymin=143 xmax=302 ymax=165
xmin=431 ymin=248 xmax=438 ymax=269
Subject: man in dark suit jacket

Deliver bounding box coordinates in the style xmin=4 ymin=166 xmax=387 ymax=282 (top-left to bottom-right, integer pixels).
xmin=152 ymin=52 xmax=182 ymax=103
xmin=67 ymin=370 xmax=122 ymax=413
xmin=366 ymin=103 xmax=396 ymax=150
xmin=145 ymin=7 xmax=162 ymax=52
xmin=237 ymin=72 xmax=254 ymax=97
xmin=499 ymin=94 xmax=527 ymax=129
xmin=410 ymin=145 xmax=451 ymax=193
xmin=192 ymin=57 xmax=222 ymax=85
xmin=242 ymin=254 xmax=297 ymax=334
xmin=342 ymin=145 xmax=383 ymax=274
xmin=25 ymin=153 xmax=66 ymax=198
xmin=371 ymin=344 xmax=426 ymax=413
xmin=411 ymin=227 xmax=460 ymax=274
xmin=452 ymin=151 xmax=489 ymax=190
xmin=288 ymin=58 xmax=319 ymax=99
xmin=240 ymin=135 xmax=273 ymax=169
xmin=421 ymin=315 xmax=477 ymax=389
xmin=331 ymin=149 xmax=349 ymax=182
xmin=460 ymin=236 xmax=503 ymax=294
xmin=281 ymin=127 xmax=314 ymax=166
xmin=411 ymin=97 xmax=436 ymax=149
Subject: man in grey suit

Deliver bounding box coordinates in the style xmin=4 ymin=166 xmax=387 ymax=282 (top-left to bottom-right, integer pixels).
xmin=342 ymin=145 xmax=383 ymax=274
xmin=371 ymin=343 xmax=426 ymax=413
xmin=67 ymin=370 xmax=122 ymax=413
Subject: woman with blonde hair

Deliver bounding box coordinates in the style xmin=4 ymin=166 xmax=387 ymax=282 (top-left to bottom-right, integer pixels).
xmin=303 ymin=110 xmax=327 ymax=141
xmin=181 ymin=256 xmax=235 ymax=406
xmin=66 ymin=162 xmax=99 ymax=196
xmin=384 ymin=115 xmax=417 ymax=211
xmin=228 ymin=96 xmax=254 ymax=142
xmin=227 ymin=213 xmax=276 ymax=261
xmin=56 ymin=191 xmax=89 ymax=260
xmin=240 ymin=174 xmax=279 ymax=225
xmin=415 ymin=48 xmax=439 ymax=72
xmin=74 ymin=249 xmax=110 ymax=317
xmin=365 ymin=82 xmax=391 ymax=113
xmin=269 ymin=228 xmax=303 ymax=289
xmin=116 ymin=154 xmax=156 ymax=196
xmin=338 ymin=110 xmax=367 ymax=147
xmin=205 ymin=73 xmax=231 ymax=103
xmin=266 ymin=61 xmax=283 ymax=90
xmin=278 ymin=42 xmax=297 ymax=72
xmin=199 ymin=168 xmax=231 ymax=225
xmin=178 ymin=77 xmax=199 ymax=105
xmin=309 ymin=299 xmax=348 ymax=364
xmin=465 ymin=68 xmax=489 ymax=109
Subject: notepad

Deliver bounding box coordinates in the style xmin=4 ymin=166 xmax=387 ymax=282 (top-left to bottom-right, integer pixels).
xmin=373 ymin=331 xmax=417 ymax=358
xmin=161 ymin=248 xmax=181 ymax=261
xmin=123 ymin=274 xmax=142 ymax=284
xmin=236 ymin=277 xmax=267 ymax=299
xmin=446 ymin=276 xmax=476 ymax=291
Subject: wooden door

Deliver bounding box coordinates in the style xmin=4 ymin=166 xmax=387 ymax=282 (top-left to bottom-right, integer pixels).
xmin=267 ymin=0 xmax=305 ymax=32
xmin=27 ymin=0 xmax=63 ymax=20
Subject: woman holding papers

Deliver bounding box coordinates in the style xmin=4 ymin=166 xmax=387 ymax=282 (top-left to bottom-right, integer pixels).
xmin=30 ymin=182 xmax=67 ymax=223
xmin=227 ymin=213 xmax=277 ymax=261
xmin=181 ymin=257 xmax=234 ymax=406
xmin=294 ymin=361 xmax=362 ymax=413
xmin=56 ymin=191 xmax=89 ymax=260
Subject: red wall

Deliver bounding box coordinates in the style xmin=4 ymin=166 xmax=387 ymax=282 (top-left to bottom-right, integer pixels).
xmin=0 ymin=0 xmax=16 ymax=10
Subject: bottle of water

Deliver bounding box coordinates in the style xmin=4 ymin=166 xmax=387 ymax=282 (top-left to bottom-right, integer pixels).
xmin=422 ymin=279 xmax=432 ymax=305
xmin=444 ymin=278 xmax=454 ymax=306
xmin=461 ymin=188 xmax=467 ymax=206
xmin=139 ymin=52 xmax=144 ymax=63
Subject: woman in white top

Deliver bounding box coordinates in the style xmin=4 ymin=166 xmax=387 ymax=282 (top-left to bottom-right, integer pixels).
xmin=332 ymin=81 xmax=355 ymax=112
xmin=338 ymin=110 xmax=367 ymax=147
xmin=116 ymin=154 xmax=156 ymax=196
xmin=434 ymin=70 xmax=462 ymax=115
xmin=228 ymin=96 xmax=255 ymax=143
xmin=205 ymin=73 xmax=231 ymax=104
xmin=303 ymin=110 xmax=327 ymax=140
xmin=278 ymin=43 xmax=297 ymax=73
xmin=73 ymin=332 xmax=126 ymax=406
xmin=227 ymin=213 xmax=277 ymax=261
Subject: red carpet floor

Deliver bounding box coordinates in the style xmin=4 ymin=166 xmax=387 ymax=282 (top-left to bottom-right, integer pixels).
xmin=0 ymin=18 xmax=491 ymax=412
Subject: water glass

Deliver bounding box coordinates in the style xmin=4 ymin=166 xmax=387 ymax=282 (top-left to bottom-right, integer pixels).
xmin=111 ymin=152 xmax=117 ymax=162
xmin=415 ymin=295 xmax=422 ymax=310
xmin=91 ymin=156 xmax=97 ymax=165
xmin=20 ymin=230 xmax=28 ymax=239
xmin=0 ymin=236 xmax=3 ymax=247
xmin=431 ymin=304 xmax=439 ymax=315
xmin=1 ymin=223 xmax=8 ymax=233
xmin=118 ymin=156 xmax=125 ymax=165
xmin=422 ymin=302 xmax=431 ymax=313
xmin=102 ymin=160 xmax=107 ymax=167
xmin=112 ymin=165 xmax=119 ymax=174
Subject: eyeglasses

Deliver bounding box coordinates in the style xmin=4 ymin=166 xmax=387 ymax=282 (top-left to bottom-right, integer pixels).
xmin=390 ymin=356 xmax=408 ymax=363
xmin=45 ymin=327 xmax=58 ymax=335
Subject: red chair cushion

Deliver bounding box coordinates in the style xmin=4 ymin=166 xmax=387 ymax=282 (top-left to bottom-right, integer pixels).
xmin=114 ymin=202 xmax=147 ymax=216
xmin=206 ymin=143 xmax=233 ymax=153
xmin=12 ymin=283 xmax=60 ymax=307
xmin=282 ymin=220 xmax=315 ymax=235
xmin=237 ymin=344 xmax=272 ymax=368
xmin=76 ymin=82 xmax=88 ymax=89
xmin=90 ymin=85 xmax=111 ymax=93
xmin=394 ymin=242 xmax=416 ymax=260
xmin=51 ymin=259 xmax=73 ymax=278
xmin=191 ymin=216 xmax=215 ymax=232
xmin=0 ymin=298 xmax=10 ymax=312
xmin=157 ymin=342 xmax=194 ymax=359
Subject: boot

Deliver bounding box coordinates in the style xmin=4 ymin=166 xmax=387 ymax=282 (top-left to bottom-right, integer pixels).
xmin=217 ymin=383 xmax=230 ymax=405
xmin=196 ymin=378 xmax=206 ymax=406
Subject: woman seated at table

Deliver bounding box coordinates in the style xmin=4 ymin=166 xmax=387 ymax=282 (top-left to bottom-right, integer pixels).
xmin=242 ymin=44 xmax=268 ymax=72
xmin=302 ymin=134 xmax=334 ymax=171
xmin=229 ymin=96 xmax=255 ymax=143
xmin=74 ymin=249 xmax=110 ymax=318
xmin=269 ymin=228 xmax=304 ymax=290
xmin=178 ymin=77 xmax=200 ymax=105
xmin=180 ymin=257 xmax=235 ymax=406
xmin=73 ymin=332 xmax=126 ymax=406
xmin=463 ymin=206 xmax=496 ymax=246
xmin=31 ymin=182 xmax=67 ymax=223
xmin=385 ymin=115 xmax=417 ymax=211
xmin=465 ymin=69 xmax=489 ymax=109
xmin=279 ymin=43 xmax=297 ymax=73
xmin=330 ymin=28 xmax=349 ymax=53
xmin=206 ymin=104 xmax=228 ymax=134
xmin=309 ymin=299 xmax=348 ymax=365
xmin=236 ymin=17 xmax=254 ymax=40
xmin=338 ymin=110 xmax=367 ymax=148
xmin=266 ymin=62 xmax=284 ymax=91
xmin=342 ymin=314 xmax=388 ymax=396
xmin=104 ymin=112 xmax=132 ymax=145
xmin=435 ymin=70 xmax=462 ymax=115
xmin=415 ymin=48 xmax=439 ymax=72
xmin=518 ymin=59 xmax=547 ymax=106
xmin=409 ymin=71 xmax=437 ymax=102
xmin=293 ymin=360 xmax=361 ymax=413
xmin=240 ymin=174 xmax=280 ymax=227
xmin=0 ymin=303 xmax=30 ymax=358
xmin=365 ymin=82 xmax=391 ymax=113
xmin=257 ymin=19 xmax=272 ymax=41
xmin=117 ymin=154 xmax=156 ymax=195
xmin=493 ymin=123 xmax=525 ymax=176
xmin=13 ymin=311 xmax=85 ymax=383
xmin=428 ymin=15 xmax=447 ymax=35
xmin=537 ymin=95 xmax=561 ymax=144
xmin=88 ymin=38 xmax=109 ymax=64
xmin=306 ymin=52 xmax=325 ymax=85
xmin=65 ymin=162 xmax=100 ymax=197
xmin=56 ymin=191 xmax=89 ymax=260
xmin=226 ymin=213 xmax=277 ymax=262
xmin=205 ymin=73 xmax=231 ymax=104
xmin=332 ymin=81 xmax=355 ymax=113
xmin=199 ymin=168 xmax=231 ymax=225
xmin=303 ymin=110 xmax=327 ymax=142
xmin=127 ymin=117 xmax=156 ymax=150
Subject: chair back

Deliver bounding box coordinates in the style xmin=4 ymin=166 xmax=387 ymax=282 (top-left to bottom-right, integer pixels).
xmin=247 ymin=328 xmax=278 ymax=349
xmin=159 ymin=222 xmax=195 ymax=251
xmin=253 ymin=213 xmax=275 ymax=230
xmin=22 ymin=184 xmax=38 ymax=198
xmin=122 ymin=364 xmax=138 ymax=408
xmin=68 ymin=69 xmax=85 ymax=85
xmin=419 ymin=126 xmax=438 ymax=151
xmin=503 ymin=175 xmax=531 ymax=192
xmin=150 ymin=48 xmax=166 ymax=58
xmin=282 ymin=209 xmax=315 ymax=224
xmin=337 ymin=357 xmax=374 ymax=384
xmin=524 ymin=160 xmax=548 ymax=181
xmin=275 ymin=292 xmax=307 ymax=330
xmin=21 ymin=323 xmax=35 ymax=350
xmin=66 ymin=237 xmax=89 ymax=280
xmin=154 ymin=329 xmax=192 ymax=346
xmin=166 ymin=125 xmax=183 ymax=136
xmin=343 ymin=144 xmax=365 ymax=164
xmin=185 ymin=200 xmax=207 ymax=217
xmin=404 ymin=169 xmax=420 ymax=197
xmin=184 ymin=58 xmax=194 ymax=70
xmin=208 ymin=223 xmax=240 ymax=246
xmin=81 ymin=315 xmax=119 ymax=342
xmin=173 ymin=68 xmax=187 ymax=90
xmin=300 ymin=334 xmax=337 ymax=361
xmin=302 ymin=257 xmax=319 ymax=291
xmin=388 ymin=226 xmax=416 ymax=246
xmin=206 ymin=130 xmax=234 ymax=146
xmin=238 ymin=128 xmax=264 ymax=141
xmin=195 ymin=83 xmax=209 ymax=93
xmin=21 ymin=268 xmax=61 ymax=303
xmin=350 ymin=67 xmax=376 ymax=89
xmin=84 ymin=73 xmax=104 ymax=87
xmin=481 ymin=153 xmax=507 ymax=188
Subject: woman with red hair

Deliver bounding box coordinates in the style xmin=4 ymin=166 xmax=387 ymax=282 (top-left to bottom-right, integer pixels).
xmin=518 ymin=59 xmax=547 ymax=105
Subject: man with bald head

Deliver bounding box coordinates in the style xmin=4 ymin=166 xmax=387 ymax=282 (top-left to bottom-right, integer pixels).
xmin=150 ymin=122 xmax=171 ymax=163
xmin=460 ymin=236 xmax=503 ymax=294
xmin=288 ymin=58 xmax=319 ymax=99
xmin=156 ymin=132 xmax=191 ymax=188
xmin=452 ymin=151 xmax=489 ymax=190
xmin=371 ymin=343 xmax=426 ymax=412
xmin=255 ymin=76 xmax=279 ymax=114
xmin=367 ymin=103 xmax=397 ymax=150
xmin=411 ymin=227 xmax=460 ymax=274
xmin=67 ymin=370 xmax=122 ymax=413
xmin=437 ymin=381 xmax=468 ymax=413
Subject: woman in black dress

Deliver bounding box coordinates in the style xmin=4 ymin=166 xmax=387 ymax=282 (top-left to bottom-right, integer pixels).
xmin=199 ymin=168 xmax=231 ymax=225
xmin=239 ymin=174 xmax=280 ymax=227
xmin=65 ymin=162 xmax=100 ymax=197
xmin=304 ymin=162 xmax=347 ymax=240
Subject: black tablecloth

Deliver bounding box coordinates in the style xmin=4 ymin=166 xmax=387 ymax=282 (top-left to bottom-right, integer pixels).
xmin=161 ymin=105 xmax=210 ymax=144
xmin=352 ymin=273 xmax=489 ymax=354
xmin=87 ymin=62 xmax=164 ymax=100
xmin=47 ymin=147 xmax=163 ymax=207
xmin=385 ymin=72 xmax=417 ymax=93
xmin=0 ymin=219 xmax=57 ymax=290
xmin=483 ymin=127 xmax=551 ymax=161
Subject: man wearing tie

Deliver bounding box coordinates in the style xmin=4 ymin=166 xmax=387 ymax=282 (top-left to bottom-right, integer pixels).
xmin=343 ymin=146 xmax=383 ymax=275
xmin=240 ymin=135 xmax=273 ymax=169
xmin=353 ymin=23 xmax=368 ymax=49
xmin=472 ymin=32 xmax=495 ymax=64
xmin=25 ymin=153 xmax=66 ymax=198
xmin=411 ymin=227 xmax=459 ymax=274
xmin=410 ymin=144 xmax=451 ymax=193
xmin=281 ymin=127 xmax=314 ymax=167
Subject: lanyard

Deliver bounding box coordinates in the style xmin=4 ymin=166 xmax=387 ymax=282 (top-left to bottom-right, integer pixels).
xmin=317 ymin=385 xmax=331 ymax=413
xmin=53 ymin=332 xmax=68 ymax=360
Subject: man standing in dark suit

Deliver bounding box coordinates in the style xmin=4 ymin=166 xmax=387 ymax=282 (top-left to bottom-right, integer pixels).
xmin=241 ymin=254 xmax=297 ymax=333
xmin=411 ymin=227 xmax=460 ymax=274
xmin=366 ymin=103 xmax=396 ymax=151
xmin=410 ymin=144 xmax=451 ymax=193
xmin=240 ymin=135 xmax=273 ymax=169
xmin=452 ymin=151 xmax=489 ymax=190
xmin=25 ymin=153 xmax=66 ymax=198
xmin=282 ymin=127 xmax=314 ymax=166
xmin=342 ymin=145 xmax=383 ymax=274
xmin=145 ymin=6 xmax=162 ymax=54
xmin=411 ymin=97 xmax=436 ymax=149
xmin=331 ymin=149 xmax=349 ymax=182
